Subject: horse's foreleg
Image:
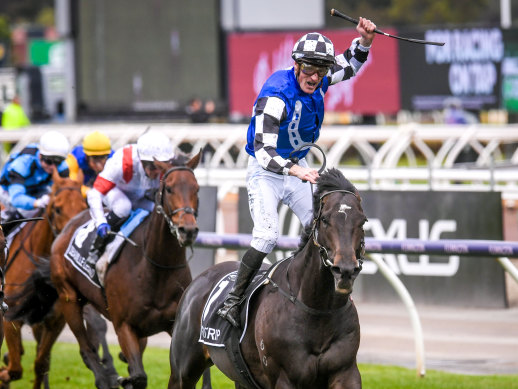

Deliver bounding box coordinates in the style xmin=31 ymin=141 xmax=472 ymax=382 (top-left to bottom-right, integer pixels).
xmin=84 ymin=305 xmax=119 ymax=388
xmin=115 ymin=322 xmax=147 ymax=389
xmin=31 ymin=310 xmax=66 ymax=389
xmin=0 ymin=319 xmax=24 ymax=383
xmin=330 ymin=365 xmax=362 ymax=389
xmin=60 ymin=297 xmax=110 ymax=389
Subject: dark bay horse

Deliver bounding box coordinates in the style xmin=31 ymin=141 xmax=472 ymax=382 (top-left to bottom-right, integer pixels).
xmin=169 ymin=168 xmax=367 ymax=389
xmin=10 ymin=152 xmax=202 ymax=389
xmin=1 ymin=170 xmax=118 ymax=389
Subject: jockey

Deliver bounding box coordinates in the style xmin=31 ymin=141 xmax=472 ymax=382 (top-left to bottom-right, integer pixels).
xmin=0 ymin=130 xmax=70 ymax=235
xmin=85 ymin=130 xmax=175 ymax=264
xmin=66 ymin=130 xmax=114 ymax=197
xmin=217 ymin=19 xmax=377 ymax=328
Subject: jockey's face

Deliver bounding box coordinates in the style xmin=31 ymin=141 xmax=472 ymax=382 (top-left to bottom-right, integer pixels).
xmin=87 ymin=155 xmax=109 ymax=174
xmin=142 ymin=160 xmax=160 ymax=179
xmin=40 ymin=155 xmax=62 ymax=174
xmin=294 ymin=61 xmax=328 ymax=94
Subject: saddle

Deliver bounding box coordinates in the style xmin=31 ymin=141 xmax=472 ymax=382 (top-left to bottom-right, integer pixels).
xmin=64 ymin=209 xmax=149 ymax=288
xmin=200 ymin=258 xmax=288 ymax=389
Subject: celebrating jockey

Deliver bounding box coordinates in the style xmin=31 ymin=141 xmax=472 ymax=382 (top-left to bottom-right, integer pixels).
xmin=0 ymin=130 xmax=70 ymax=235
xmin=66 ymin=130 xmax=114 ymax=197
xmin=218 ymin=19 xmax=377 ymax=328
xmin=85 ymin=130 xmax=175 ymax=264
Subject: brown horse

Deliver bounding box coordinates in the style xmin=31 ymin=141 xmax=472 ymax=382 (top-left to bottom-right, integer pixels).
xmin=168 ymin=168 xmax=367 ymax=389
xmin=1 ymin=170 xmax=118 ymax=389
xmin=0 ymin=170 xmax=86 ymax=388
xmin=0 ymin=225 xmax=6 ymax=351
xmin=10 ymin=152 xmax=203 ymax=388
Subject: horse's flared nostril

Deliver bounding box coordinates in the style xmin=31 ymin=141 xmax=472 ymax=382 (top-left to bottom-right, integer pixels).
xmin=178 ymin=226 xmax=199 ymax=242
xmin=331 ymin=264 xmax=356 ymax=279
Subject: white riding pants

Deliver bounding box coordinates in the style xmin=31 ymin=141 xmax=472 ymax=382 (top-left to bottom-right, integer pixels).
xmin=247 ymin=156 xmax=313 ymax=254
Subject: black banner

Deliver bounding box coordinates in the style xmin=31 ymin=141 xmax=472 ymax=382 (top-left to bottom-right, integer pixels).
xmin=398 ymin=26 xmax=504 ymax=111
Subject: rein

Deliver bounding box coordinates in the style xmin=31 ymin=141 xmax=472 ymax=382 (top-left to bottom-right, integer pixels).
xmin=266 ymin=257 xmax=352 ymax=315
xmin=5 ymin=185 xmax=83 ymax=274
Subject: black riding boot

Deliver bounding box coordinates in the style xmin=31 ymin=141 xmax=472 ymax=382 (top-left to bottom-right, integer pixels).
xmin=86 ymin=211 xmax=126 ymax=266
xmin=217 ymin=247 xmax=267 ymax=328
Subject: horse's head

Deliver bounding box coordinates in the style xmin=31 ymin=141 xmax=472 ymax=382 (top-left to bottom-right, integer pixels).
xmin=154 ymin=150 xmax=201 ymax=247
xmin=312 ymin=168 xmax=367 ymax=295
xmin=48 ymin=169 xmax=87 ymax=234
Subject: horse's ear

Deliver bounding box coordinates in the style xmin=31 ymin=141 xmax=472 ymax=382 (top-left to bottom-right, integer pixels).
xmin=187 ymin=149 xmax=202 ymax=170
xmin=52 ymin=168 xmax=62 ymax=184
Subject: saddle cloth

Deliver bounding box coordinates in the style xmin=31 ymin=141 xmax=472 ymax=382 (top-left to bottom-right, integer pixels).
xmin=64 ymin=209 xmax=149 ymax=288
xmin=199 ymin=259 xmax=287 ymax=347
xmin=5 ymin=222 xmax=27 ymax=247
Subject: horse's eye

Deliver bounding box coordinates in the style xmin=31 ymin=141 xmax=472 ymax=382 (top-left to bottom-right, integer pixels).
xmin=166 ymin=187 xmax=172 ymax=194
xmin=321 ymin=216 xmax=329 ymax=226
xmin=55 ymin=207 xmax=62 ymax=215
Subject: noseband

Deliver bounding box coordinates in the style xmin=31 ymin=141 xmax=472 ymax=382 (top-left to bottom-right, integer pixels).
xmin=311 ymin=189 xmax=365 ymax=270
xmin=155 ymin=166 xmax=198 ymax=243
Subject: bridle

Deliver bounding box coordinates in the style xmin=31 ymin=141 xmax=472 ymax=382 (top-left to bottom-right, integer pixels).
xmin=4 ymin=185 xmax=83 ymax=273
xmin=311 ymin=189 xmax=365 ymax=270
xmin=155 ymin=166 xmax=198 ymax=244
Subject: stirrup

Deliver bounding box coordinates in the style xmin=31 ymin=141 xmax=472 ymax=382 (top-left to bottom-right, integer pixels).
xmin=217 ymin=304 xmax=241 ymax=328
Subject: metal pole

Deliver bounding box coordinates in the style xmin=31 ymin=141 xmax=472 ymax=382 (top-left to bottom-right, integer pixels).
xmin=55 ymin=0 xmax=77 ymax=122
xmin=501 ymin=0 xmax=512 ymax=28
xmin=368 ymin=255 xmax=426 ymax=377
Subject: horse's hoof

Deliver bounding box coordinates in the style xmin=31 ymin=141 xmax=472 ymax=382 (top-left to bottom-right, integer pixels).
xmin=109 ymin=374 xmax=120 ymax=389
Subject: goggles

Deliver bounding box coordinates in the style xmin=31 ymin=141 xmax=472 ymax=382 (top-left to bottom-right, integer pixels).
xmin=142 ymin=161 xmax=158 ymax=171
xmin=88 ymin=154 xmax=110 ymax=163
xmin=299 ymin=62 xmax=330 ymax=78
xmin=41 ymin=156 xmax=65 ymax=166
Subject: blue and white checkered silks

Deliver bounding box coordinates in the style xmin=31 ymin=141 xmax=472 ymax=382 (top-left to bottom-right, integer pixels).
xmin=292 ymin=32 xmax=335 ymax=61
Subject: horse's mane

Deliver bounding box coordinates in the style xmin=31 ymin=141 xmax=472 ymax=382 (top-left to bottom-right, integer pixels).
xmin=293 ymin=168 xmax=359 ymax=255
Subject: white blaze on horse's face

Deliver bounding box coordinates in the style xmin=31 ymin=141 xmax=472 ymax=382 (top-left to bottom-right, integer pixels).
xmin=338 ymin=203 xmax=352 ymax=216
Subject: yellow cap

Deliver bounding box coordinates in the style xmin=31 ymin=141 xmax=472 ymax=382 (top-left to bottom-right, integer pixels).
xmin=82 ymin=131 xmax=111 ymax=156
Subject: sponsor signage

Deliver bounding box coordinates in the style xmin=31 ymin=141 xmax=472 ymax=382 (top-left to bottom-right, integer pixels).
xmin=227 ymin=29 xmax=400 ymax=117
xmin=399 ymin=27 xmax=504 ymax=111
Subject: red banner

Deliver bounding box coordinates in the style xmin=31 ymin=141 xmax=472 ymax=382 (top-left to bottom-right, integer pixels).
xmin=228 ymin=29 xmax=400 ymax=117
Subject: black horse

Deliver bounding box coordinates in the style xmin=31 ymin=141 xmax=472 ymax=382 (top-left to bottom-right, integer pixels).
xmin=169 ymin=168 xmax=367 ymax=389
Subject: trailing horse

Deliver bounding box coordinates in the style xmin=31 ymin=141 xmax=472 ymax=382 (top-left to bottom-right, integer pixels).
xmin=9 ymin=152 xmax=203 ymax=389
xmin=1 ymin=170 xmax=118 ymax=389
xmin=169 ymin=168 xmax=367 ymax=389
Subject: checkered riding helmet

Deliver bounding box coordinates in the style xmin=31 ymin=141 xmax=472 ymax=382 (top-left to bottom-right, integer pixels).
xmin=291 ymin=32 xmax=336 ymax=67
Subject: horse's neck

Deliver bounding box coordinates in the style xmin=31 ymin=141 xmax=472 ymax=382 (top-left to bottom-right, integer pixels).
xmin=143 ymin=212 xmax=185 ymax=265
xmin=289 ymin=243 xmax=348 ymax=310
xmin=27 ymin=219 xmax=54 ymax=255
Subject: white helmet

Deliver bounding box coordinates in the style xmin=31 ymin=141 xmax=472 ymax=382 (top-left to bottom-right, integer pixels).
xmin=39 ymin=130 xmax=70 ymax=158
xmin=137 ymin=131 xmax=174 ymax=162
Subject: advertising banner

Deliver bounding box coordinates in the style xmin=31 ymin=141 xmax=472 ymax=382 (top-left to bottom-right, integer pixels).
xmin=399 ymin=27 xmax=504 ymax=111
xmin=227 ymin=29 xmax=400 ymax=117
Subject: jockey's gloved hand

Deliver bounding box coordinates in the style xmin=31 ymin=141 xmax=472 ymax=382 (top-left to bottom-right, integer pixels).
xmin=96 ymin=223 xmax=111 ymax=238
xmin=33 ymin=194 xmax=50 ymax=209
